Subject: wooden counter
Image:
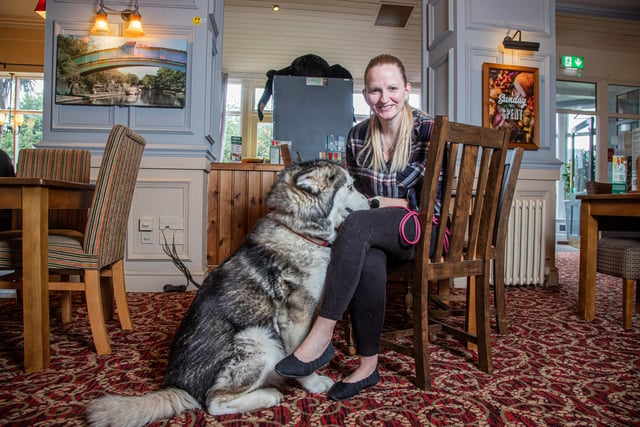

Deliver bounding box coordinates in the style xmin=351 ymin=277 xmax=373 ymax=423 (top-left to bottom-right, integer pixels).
xmin=207 ymin=163 xmax=284 ymax=267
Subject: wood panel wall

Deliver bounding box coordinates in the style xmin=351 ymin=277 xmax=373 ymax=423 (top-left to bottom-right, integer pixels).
xmin=207 ymin=163 xmax=284 ymax=267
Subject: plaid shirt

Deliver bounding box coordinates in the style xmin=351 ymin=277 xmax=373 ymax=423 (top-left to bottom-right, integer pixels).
xmin=346 ymin=109 xmax=435 ymax=208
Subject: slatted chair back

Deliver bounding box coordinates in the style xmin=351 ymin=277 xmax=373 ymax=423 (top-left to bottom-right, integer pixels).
xmin=379 ymin=115 xmax=510 ymax=390
xmin=491 ymin=147 xmax=524 ymax=333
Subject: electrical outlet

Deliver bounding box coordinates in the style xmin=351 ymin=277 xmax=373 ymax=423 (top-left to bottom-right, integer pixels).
xmin=140 ymin=230 xmax=153 ymax=244
xmin=159 ymin=216 xmax=184 ymax=230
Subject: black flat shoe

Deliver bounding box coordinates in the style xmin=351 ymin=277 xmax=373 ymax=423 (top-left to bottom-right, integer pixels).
xmin=275 ymin=342 xmax=334 ymax=378
xmin=328 ymin=368 xmax=380 ymax=401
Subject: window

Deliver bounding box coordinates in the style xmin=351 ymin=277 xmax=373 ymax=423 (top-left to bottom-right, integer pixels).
xmin=221 ymin=79 xmax=420 ymax=161
xmin=556 ymin=81 xmax=597 ymax=197
xmin=0 ymin=74 xmax=44 ymax=165
xmin=221 ymin=82 xmax=241 ymax=162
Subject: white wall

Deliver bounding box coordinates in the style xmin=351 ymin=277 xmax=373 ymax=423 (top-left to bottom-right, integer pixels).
xmin=424 ymin=0 xmax=561 ymax=285
xmin=40 ymin=0 xmax=224 ymax=291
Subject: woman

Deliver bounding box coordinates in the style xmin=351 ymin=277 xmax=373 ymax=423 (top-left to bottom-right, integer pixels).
xmin=275 ymin=54 xmax=436 ymax=401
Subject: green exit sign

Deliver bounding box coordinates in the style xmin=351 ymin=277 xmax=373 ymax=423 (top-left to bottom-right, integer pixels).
xmin=561 ymin=55 xmax=584 ymax=70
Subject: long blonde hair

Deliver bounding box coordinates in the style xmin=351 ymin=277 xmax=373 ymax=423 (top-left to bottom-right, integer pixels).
xmin=357 ymin=54 xmax=414 ymax=173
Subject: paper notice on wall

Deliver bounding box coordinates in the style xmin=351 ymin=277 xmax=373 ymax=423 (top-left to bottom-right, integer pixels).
xmin=632 ymin=128 xmax=640 ymax=191
xmin=230 ymin=136 xmax=242 ymax=163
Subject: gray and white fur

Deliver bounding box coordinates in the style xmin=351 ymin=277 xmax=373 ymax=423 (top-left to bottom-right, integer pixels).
xmin=86 ymin=160 xmax=370 ymax=426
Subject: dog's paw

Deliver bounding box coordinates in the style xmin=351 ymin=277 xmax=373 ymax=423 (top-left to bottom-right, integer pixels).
xmin=297 ymin=373 xmax=334 ymax=393
xmin=208 ymin=388 xmax=284 ymax=415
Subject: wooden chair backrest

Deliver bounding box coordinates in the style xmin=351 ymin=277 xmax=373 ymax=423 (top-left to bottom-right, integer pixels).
xmin=493 ymin=148 xmax=524 ymax=254
xmin=416 ymin=116 xmax=510 ymax=281
xmin=280 ymin=143 xmax=293 ymax=166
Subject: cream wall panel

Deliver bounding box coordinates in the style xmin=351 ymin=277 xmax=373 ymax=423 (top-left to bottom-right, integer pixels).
xmin=465 ymin=0 xmax=551 ymax=34
xmin=428 ymin=0 xmax=454 ymax=50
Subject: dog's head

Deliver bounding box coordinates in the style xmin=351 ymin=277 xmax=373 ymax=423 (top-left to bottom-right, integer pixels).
xmin=267 ymin=160 xmax=369 ymax=243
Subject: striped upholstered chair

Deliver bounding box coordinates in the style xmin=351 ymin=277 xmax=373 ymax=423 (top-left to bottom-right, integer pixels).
xmin=0 ymin=125 xmax=146 ymax=354
xmin=13 ymin=148 xmax=92 ymax=233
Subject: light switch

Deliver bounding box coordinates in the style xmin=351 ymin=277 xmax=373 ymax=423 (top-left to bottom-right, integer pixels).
xmin=139 ymin=216 xmax=153 ymax=231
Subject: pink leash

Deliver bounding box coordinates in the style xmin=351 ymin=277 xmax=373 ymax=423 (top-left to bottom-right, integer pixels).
xmin=398 ymin=208 xmax=450 ymax=253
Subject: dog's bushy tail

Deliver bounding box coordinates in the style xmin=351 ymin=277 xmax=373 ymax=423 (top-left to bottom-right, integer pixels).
xmin=86 ymin=387 xmax=200 ymax=427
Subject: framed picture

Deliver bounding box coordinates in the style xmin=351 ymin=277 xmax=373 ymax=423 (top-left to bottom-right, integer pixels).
xmin=55 ymin=34 xmax=187 ymax=108
xmin=482 ymin=63 xmax=539 ymax=150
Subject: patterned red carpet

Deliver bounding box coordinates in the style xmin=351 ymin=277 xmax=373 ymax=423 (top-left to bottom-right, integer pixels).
xmin=1 ymin=252 xmax=639 ymax=426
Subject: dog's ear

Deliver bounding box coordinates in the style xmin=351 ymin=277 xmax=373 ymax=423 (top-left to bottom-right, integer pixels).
xmin=294 ymin=169 xmax=325 ymax=194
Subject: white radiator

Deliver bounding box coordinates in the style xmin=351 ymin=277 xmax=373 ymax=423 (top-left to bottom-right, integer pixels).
xmin=503 ymin=198 xmax=546 ymax=286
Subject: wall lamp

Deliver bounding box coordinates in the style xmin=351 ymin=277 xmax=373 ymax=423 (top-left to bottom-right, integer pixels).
xmin=91 ymin=0 xmax=145 ymax=37
xmin=502 ymin=30 xmax=540 ymax=52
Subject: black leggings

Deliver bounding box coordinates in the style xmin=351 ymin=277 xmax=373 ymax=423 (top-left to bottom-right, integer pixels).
xmin=319 ymin=208 xmax=418 ymax=356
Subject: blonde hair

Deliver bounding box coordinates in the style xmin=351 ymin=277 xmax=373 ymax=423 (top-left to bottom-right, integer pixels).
xmin=357 ymin=54 xmax=414 ymax=173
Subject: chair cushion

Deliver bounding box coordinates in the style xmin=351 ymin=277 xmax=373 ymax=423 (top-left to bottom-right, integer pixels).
xmin=597 ymin=237 xmax=640 ymax=279
xmin=0 ymin=234 xmax=99 ymax=270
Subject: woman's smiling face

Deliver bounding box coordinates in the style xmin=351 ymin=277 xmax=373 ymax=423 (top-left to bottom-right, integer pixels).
xmin=363 ymin=63 xmax=410 ymax=123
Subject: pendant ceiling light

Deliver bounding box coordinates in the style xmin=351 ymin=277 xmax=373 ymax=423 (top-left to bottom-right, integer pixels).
xmin=34 ymin=0 xmax=46 ymax=19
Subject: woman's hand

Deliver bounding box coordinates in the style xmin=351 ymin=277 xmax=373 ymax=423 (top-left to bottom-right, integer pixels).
xmin=373 ymin=196 xmax=409 ymax=209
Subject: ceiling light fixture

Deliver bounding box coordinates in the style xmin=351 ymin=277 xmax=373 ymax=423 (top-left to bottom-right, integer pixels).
xmin=272 ymin=5 xmax=280 ymax=12
xmin=34 ymin=0 xmax=46 ymax=19
xmin=0 ymin=73 xmax=25 ymax=135
xmin=91 ymin=0 xmax=145 ymax=37
xmin=502 ymin=30 xmax=540 ymax=52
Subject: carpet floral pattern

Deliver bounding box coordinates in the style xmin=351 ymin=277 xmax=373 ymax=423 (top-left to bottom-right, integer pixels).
xmin=1 ymin=252 xmax=639 ymax=426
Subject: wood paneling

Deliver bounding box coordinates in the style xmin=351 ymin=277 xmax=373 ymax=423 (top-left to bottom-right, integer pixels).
xmin=207 ymin=163 xmax=284 ymax=267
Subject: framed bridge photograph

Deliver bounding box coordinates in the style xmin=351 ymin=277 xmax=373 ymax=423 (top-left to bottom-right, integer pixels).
xmin=55 ymin=35 xmax=187 ymax=108
xmin=482 ymin=63 xmax=539 ymax=150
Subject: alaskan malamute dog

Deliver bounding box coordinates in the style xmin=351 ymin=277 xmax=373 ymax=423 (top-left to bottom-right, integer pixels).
xmin=87 ymin=160 xmax=369 ymax=426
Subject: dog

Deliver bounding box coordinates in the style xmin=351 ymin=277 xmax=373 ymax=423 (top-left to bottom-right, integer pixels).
xmin=86 ymin=159 xmax=370 ymax=426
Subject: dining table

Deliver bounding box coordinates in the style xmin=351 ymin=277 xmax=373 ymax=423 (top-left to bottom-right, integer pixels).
xmin=0 ymin=177 xmax=95 ymax=372
xmin=575 ymin=191 xmax=640 ymax=322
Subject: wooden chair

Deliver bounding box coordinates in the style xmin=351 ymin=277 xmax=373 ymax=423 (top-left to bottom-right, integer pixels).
xmin=377 ymin=115 xmax=510 ymax=390
xmin=0 ymin=125 xmax=146 ymax=354
xmin=3 ymin=148 xmax=92 ymax=320
xmin=585 ymin=180 xmax=640 ymax=329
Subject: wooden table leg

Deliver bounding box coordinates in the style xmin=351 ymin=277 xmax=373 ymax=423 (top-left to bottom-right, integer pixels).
xmin=578 ymin=200 xmax=598 ymax=321
xmin=21 ymin=186 xmax=50 ymax=372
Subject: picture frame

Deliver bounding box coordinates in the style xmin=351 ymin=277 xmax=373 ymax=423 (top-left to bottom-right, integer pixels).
xmin=55 ymin=34 xmax=187 ymax=108
xmin=482 ymin=63 xmax=539 ymax=150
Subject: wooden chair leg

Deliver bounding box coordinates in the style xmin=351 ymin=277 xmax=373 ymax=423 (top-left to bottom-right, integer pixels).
xmin=622 ymin=278 xmax=633 ymax=329
xmin=344 ymin=316 xmax=357 ymax=356
xmin=493 ymin=258 xmax=508 ymax=334
xmin=84 ymin=270 xmax=111 ymax=355
xmin=475 ymin=271 xmax=493 ymax=373
xmin=412 ymin=280 xmax=431 ymax=390
xmin=466 ymin=276 xmax=477 ymax=350
xmin=111 ymin=260 xmax=132 ymax=330
xmin=100 ymin=274 xmax=114 ymax=321
xmin=60 ymin=291 xmax=72 ymax=323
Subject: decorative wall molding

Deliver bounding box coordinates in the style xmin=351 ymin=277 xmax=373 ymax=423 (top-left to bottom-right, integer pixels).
xmin=464 ymin=0 xmax=551 ymax=35
xmin=427 ymin=0 xmax=453 ymax=50
xmin=427 ymin=47 xmax=454 ymax=118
